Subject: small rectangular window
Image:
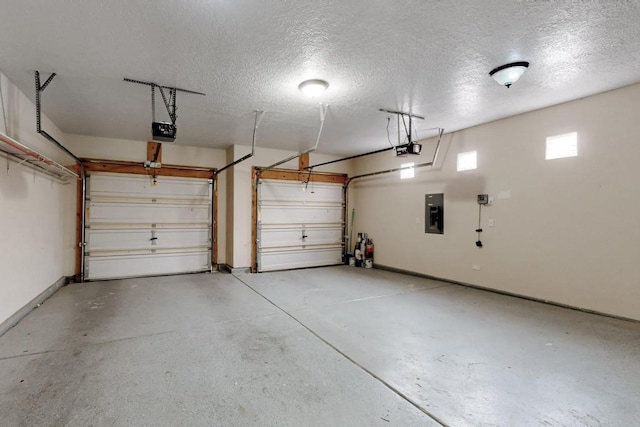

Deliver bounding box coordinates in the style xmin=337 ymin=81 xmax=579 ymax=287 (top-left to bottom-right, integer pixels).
xmin=400 ymin=162 xmax=414 ymax=179
xmin=546 ymin=132 xmax=577 ymax=160
xmin=457 ymin=150 xmax=477 ymax=171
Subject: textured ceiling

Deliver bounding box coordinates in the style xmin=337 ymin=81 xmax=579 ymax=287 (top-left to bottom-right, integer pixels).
xmin=1 ymin=1 xmax=639 ymax=156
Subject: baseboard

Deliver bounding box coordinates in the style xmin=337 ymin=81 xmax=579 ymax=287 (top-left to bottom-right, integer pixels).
xmin=0 ymin=276 xmax=69 ymax=337
xmin=374 ymin=264 xmax=639 ymax=324
xmin=219 ymin=264 xmax=251 ymax=274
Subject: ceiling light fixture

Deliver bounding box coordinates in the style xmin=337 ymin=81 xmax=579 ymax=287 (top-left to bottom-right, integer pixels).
xmin=489 ymin=61 xmax=529 ymax=88
xmin=298 ymin=79 xmax=329 ymax=98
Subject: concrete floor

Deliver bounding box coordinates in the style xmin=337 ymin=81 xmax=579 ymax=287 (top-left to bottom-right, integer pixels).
xmin=0 ymin=267 xmax=638 ymax=426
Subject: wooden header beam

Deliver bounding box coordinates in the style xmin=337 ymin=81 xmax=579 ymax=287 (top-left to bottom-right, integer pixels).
xmin=256 ymin=168 xmax=348 ymax=184
xmin=83 ymin=160 xmax=214 ymax=179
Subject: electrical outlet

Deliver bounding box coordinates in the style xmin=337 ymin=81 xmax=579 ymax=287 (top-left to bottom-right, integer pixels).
xmin=472 ymin=264 xmax=481 ymax=270
xmin=488 ymin=219 xmax=494 ymax=227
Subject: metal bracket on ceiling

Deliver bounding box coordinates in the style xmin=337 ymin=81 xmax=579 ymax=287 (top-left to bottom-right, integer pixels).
xmin=123 ymin=77 xmax=206 ymax=125
xmin=35 ymin=71 xmax=57 ymax=134
xmin=378 ymin=108 xmax=425 ymax=146
xmin=157 ymin=85 xmax=177 ymax=125
xmin=313 ymin=103 xmax=329 ymax=151
xmin=34 ymin=71 xmax=82 ymax=165
xmin=259 ymin=104 xmax=329 ymax=176
xmin=216 ymin=110 xmax=265 ymax=174
xmin=122 ymin=77 xmax=206 ymax=96
xmin=378 ymin=108 xmax=425 ymax=120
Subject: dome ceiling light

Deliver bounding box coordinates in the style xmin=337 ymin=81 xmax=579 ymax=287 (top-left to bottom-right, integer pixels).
xmin=489 ymin=61 xmax=530 ymax=88
xmin=298 ymin=79 xmax=329 ymax=98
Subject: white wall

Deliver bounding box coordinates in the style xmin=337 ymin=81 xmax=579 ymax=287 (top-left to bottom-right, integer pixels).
xmin=350 ymin=83 xmax=640 ymax=320
xmin=224 ymin=146 xmax=236 ymax=266
xmin=0 ymin=72 xmax=76 ymax=326
xmin=64 ymin=134 xmax=229 ymax=264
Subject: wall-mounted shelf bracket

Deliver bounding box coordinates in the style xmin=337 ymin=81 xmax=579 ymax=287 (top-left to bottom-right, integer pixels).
xmin=0 ymin=132 xmax=78 ymax=183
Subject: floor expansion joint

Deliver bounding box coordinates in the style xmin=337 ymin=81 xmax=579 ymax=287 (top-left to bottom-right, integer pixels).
xmin=231 ymin=273 xmax=448 ymax=427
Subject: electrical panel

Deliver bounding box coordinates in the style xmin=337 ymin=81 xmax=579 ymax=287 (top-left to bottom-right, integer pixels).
xmin=425 ymin=193 xmax=444 ymax=234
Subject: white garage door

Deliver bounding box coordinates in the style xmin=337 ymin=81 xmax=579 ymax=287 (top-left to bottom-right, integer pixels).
xmin=257 ymin=179 xmax=344 ymax=272
xmin=85 ymin=173 xmax=213 ymax=280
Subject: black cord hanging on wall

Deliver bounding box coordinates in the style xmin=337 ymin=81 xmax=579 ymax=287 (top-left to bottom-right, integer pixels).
xmin=475 ymin=194 xmax=489 ymax=248
xmin=476 ymin=204 xmax=483 ymax=248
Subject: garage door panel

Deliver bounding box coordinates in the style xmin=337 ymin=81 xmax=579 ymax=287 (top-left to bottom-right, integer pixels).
xmin=257 ymin=179 xmax=344 ymax=272
xmin=258 ymin=180 xmax=343 ymax=203
xmin=89 ymin=203 xmax=211 ymax=223
xmin=259 ymin=248 xmax=343 ymax=272
xmin=259 ymin=227 xmax=342 ymax=248
xmin=86 ymin=252 xmax=210 ymax=280
xmin=260 ymin=205 xmax=343 ymax=225
xmin=90 ymin=196 xmax=208 ymax=205
xmin=85 ymin=173 xmax=213 ymax=280
xmin=89 ymin=174 xmax=211 ymax=199
xmin=89 ymin=222 xmax=207 ymax=230
xmin=87 ymin=228 xmax=211 ymax=251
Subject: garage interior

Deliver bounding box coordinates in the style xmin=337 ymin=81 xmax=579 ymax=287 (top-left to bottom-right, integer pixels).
xmin=1 ymin=1 xmax=639 ymax=426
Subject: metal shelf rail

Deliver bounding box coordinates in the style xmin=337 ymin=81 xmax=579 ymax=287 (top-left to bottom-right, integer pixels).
xmin=0 ymin=131 xmax=78 ymax=183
